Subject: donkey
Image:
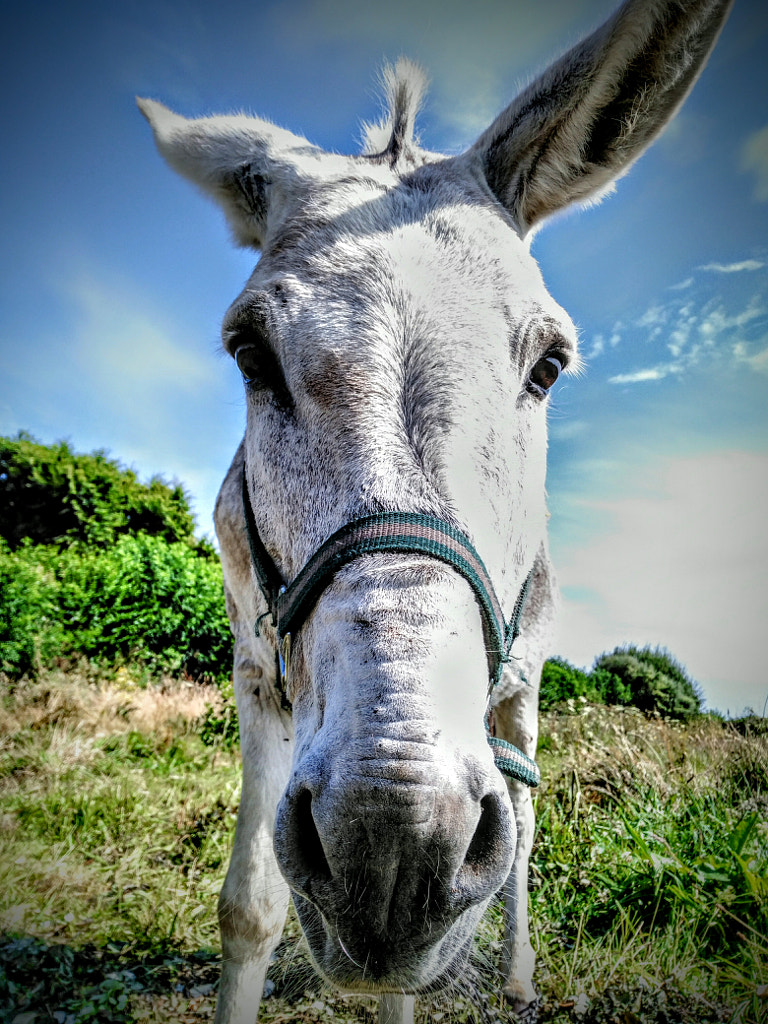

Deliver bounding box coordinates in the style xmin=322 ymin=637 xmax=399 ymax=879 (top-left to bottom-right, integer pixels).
xmin=139 ymin=1 xmax=731 ymax=1020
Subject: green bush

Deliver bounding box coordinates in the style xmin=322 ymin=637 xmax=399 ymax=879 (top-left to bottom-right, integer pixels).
xmin=593 ymin=645 xmax=702 ymax=720
xmin=540 ymin=657 xmax=593 ymax=707
xmin=0 ymin=534 xmax=232 ymax=682
xmin=0 ymin=432 xmax=196 ymax=550
xmin=540 ymin=646 xmax=700 ymax=720
xmin=0 ymin=539 xmax=65 ymax=676
xmin=539 ymin=657 xmax=632 ymax=709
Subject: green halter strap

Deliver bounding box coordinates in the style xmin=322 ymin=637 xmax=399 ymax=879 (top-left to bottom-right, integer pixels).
xmin=241 ymin=467 xmax=540 ymax=788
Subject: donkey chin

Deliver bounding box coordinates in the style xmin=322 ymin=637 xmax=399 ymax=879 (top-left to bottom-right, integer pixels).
xmin=293 ymin=892 xmax=491 ymax=994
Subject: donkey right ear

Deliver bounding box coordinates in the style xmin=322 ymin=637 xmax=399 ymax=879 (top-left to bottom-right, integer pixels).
xmin=468 ymin=0 xmax=733 ymax=236
xmin=137 ymin=98 xmax=321 ymax=249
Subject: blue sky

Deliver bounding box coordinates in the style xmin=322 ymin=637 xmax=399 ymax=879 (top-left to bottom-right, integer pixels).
xmin=2 ymin=0 xmax=767 ymax=715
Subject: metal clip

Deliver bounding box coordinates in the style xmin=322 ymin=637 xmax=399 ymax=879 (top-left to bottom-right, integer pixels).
xmin=278 ymin=632 xmax=291 ymax=689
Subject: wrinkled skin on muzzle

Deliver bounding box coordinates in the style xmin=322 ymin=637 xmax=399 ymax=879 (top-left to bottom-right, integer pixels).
xmin=273 ymin=557 xmax=515 ymax=990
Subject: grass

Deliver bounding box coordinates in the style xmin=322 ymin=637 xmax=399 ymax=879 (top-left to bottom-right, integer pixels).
xmin=1 ymin=672 xmax=766 ymax=1023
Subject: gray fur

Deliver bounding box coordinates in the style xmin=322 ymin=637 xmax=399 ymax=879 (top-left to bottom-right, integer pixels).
xmin=361 ymin=58 xmax=433 ymax=168
xmin=138 ymin=2 xmax=732 ymax=1021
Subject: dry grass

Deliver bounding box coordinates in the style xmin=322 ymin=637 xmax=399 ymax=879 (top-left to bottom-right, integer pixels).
xmin=0 ymin=664 xmax=221 ymax=743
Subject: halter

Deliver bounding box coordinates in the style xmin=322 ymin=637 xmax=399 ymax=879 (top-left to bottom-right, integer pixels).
xmin=241 ymin=467 xmax=540 ymax=788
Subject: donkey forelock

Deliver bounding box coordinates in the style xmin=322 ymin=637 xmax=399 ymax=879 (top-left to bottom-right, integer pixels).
xmin=361 ymin=59 xmax=434 ymax=169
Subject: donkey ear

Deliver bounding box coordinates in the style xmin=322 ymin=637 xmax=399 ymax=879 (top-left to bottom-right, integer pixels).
xmin=137 ymin=98 xmax=322 ymax=249
xmin=470 ymin=0 xmax=733 ymax=236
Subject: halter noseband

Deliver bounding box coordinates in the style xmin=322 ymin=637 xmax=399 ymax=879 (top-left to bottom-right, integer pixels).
xmin=241 ymin=466 xmax=540 ymax=788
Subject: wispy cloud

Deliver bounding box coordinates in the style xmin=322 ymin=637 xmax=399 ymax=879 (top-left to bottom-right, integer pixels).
xmin=698 ymin=259 xmax=765 ymax=273
xmin=4 ymin=267 xmax=242 ymax=536
xmin=635 ymin=306 xmax=666 ymax=328
xmin=733 ymin=341 xmax=768 ymax=375
xmin=586 ymin=325 xmax=622 ymax=359
xmin=608 ymin=266 xmax=768 ymax=385
xmin=697 ymin=295 xmax=766 ymax=339
xmin=609 ymin=366 xmax=677 ymax=384
xmin=68 ymin=274 xmax=212 ymax=393
xmin=586 ymin=334 xmax=604 ymax=359
xmin=741 ymin=125 xmax=768 ymax=203
xmin=62 ymin=272 xmax=240 ymax=533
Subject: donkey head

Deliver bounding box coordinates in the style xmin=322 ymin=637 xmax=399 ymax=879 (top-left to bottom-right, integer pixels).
xmin=140 ymin=0 xmax=731 ymax=995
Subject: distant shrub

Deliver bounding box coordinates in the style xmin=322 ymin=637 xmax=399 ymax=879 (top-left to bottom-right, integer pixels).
xmin=540 ymin=657 xmax=593 ymax=708
xmin=0 ymin=534 xmax=232 ymax=682
xmin=539 ymin=657 xmax=632 ymax=710
xmin=588 ymin=665 xmax=633 ymax=705
xmin=540 ymin=646 xmax=700 ymax=720
xmin=593 ymin=645 xmax=702 ymax=720
xmin=0 ymin=432 xmax=197 ymax=550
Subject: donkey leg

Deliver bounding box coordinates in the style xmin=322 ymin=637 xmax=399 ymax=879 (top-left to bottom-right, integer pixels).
xmin=493 ymin=695 xmax=539 ymax=1015
xmin=501 ymin=781 xmax=538 ymax=1013
xmin=214 ymin=646 xmax=293 ymax=1024
xmin=378 ymin=993 xmax=415 ymax=1024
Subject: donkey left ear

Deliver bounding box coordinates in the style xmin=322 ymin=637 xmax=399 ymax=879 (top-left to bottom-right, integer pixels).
xmin=137 ymin=98 xmax=322 ymax=249
xmin=469 ymin=0 xmax=733 ymax=236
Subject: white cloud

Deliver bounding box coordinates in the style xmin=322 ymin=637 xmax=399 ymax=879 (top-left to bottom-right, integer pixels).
xmin=549 ymin=419 xmax=587 ymax=441
xmin=698 ymin=297 xmax=766 ymax=342
xmin=612 ymin=275 xmax=768 ymax=385
xmin=4 ymin=268 xmax=243 ymax=538
xmin=554 ymin=451 xmax=768 ymax=715
xmin=698 ymin=259 xmax=765 ymax=274
xmin=609 ymin=365 xmax=677 ymax=384
xmin=586 ymin=334 xmax=604 ymax=359
xmin=741 ymin=125 xmax=768 ymax=203
xmin=62 ymin=274 xmax=242 ymax=534
xmin=733 ymin=341 xmax=768 ymax=376
xmin=635 ymin=306 xmax=666 ymax=328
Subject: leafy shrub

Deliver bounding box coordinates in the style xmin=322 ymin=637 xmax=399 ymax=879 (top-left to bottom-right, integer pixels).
xmin=539 ymin=657 xmax=632 ymax=709
xmin=0 ymin=539 xmax=65 ymax=676
xmin=540 ymin=657 xmax=593 ymax=707
xmin=0 ymin=432 xmax=196 ymax=549
xmin=0 ymin=534 xmax=232 ymax=682
xmin=593 ymin=645 xmax=702 ymax=719
xmin=540 ymin=646 xmax=699 ymax=719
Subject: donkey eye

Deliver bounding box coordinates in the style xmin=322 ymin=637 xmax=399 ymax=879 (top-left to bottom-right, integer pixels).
xmin=234 ymin=342 xmax=293 ymax=409
xmin=235 ymin=344 xmax=268 ymax=385
xmin=527 ymin=355 xmax=563 ymax=398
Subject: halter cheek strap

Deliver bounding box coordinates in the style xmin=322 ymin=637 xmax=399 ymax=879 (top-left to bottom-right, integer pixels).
xmin=241 ymin=467 xmax=540 ymax=788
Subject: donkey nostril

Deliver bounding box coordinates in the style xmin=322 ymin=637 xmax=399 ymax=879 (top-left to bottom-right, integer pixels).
xmin=465 ymin=794 xmax=504 ymax=870
xmin=455 ymin=792 xmax=514 ymax=906
xmin=294 ymin=789 xmax=331 ymax=884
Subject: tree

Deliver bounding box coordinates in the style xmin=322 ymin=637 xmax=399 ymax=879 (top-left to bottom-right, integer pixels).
xmin=540 ymin=646 xmax=700 ymax=719
xmin=0 ymin=433 xmax=197 ymax=549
